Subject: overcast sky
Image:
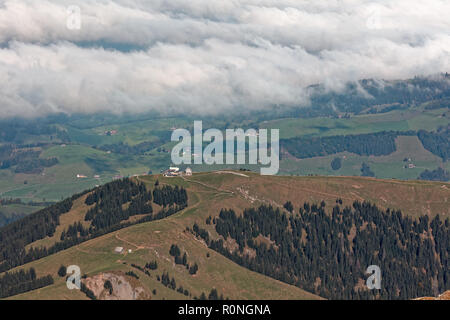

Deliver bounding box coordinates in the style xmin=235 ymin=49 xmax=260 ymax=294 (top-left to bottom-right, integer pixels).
xmin=0 ymin=0 xmax=449 ymax=118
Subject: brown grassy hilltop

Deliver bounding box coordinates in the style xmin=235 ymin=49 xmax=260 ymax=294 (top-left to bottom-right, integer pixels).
xmin=3 ymin=171 xmax=449 ymax=300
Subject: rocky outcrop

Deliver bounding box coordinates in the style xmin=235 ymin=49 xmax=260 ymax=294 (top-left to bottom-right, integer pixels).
xmin=83 ymin=272 xmax=150 ymax=300
xmin=415 ymin=290 xmax=450 ymax=300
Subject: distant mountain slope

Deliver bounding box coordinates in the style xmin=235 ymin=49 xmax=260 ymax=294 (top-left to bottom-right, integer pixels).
xmin=0 ymin=211 xmax=25 ymax=228
xmin=0 ymin=75 xmax=448 ymax=203
xmin=307 ymin=74 xmax=450 ymax=115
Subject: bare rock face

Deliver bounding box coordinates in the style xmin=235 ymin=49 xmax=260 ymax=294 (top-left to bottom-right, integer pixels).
xmin=83 ymin=272 xmax=150 ymax=300
xmin=415 ymin=290 xmax=450 ymax=300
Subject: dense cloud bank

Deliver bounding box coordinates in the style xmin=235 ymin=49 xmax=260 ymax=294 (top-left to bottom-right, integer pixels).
xmin=0 ymin=0 xmax=449 ymax=118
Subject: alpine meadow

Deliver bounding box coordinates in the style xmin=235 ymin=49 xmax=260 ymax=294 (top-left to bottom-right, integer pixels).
xmin=0 ymin=0 xmax=448 ymax=311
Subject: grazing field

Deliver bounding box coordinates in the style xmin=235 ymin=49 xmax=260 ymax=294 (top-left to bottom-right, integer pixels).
xmin=0 ymin=144 xmax=171 ymax=202
xmin=0 ymin=105 xmax=447 ymax=204
xmin=66 ymin=117 xmax=192 ymax=147
xmin=261 ymin=107 xmax=448 ymax=139
xmin=279 ymin=135 xmax=448 ymax=179
xmin=3 ymin=172 xmax=448 ymax=300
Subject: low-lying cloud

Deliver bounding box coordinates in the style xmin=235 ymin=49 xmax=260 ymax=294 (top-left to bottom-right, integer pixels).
xmin=0 ymin=0 xmax=449 ymax=118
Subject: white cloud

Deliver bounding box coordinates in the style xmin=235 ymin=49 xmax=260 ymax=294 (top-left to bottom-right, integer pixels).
xmin=0 ymin=0 xmax=449 ymax=118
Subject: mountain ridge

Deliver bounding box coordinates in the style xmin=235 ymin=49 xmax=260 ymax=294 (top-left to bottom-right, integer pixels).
xmin=1 ymin=172 xmax=448 ymax=300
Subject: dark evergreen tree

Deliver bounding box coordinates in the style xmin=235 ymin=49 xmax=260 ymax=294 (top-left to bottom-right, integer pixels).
xmin=331 ymin=157 xmax=342 ymax=170
xmin=283 ymin=201 xmax=294 ymax=213
xmin=57 ymin=265 xmax=66 ymax=277
xmin=192 ymin=201 xmax=449 ymax=300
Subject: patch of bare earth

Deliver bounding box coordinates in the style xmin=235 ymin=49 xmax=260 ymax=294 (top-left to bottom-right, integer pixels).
xmin=83 ymin=271 xmax=150 ymax=300
xmin=415 ymin=290 xmax=450 ymax=300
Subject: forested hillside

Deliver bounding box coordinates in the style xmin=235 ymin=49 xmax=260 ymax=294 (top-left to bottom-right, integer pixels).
xmin=417 ymin=127 xmax=450 ymax=161
xmin=281 ymin=131 xmax=405 ymax=159
xmin=307 ymin=74 xmax=450 ymax=115
xmin=0 ymin=268 xmax=53 ymax=298
xmin=193 ymin=201 xmax=449 ymax=300
xmin=0 ymin=145 xmax=58 ymax=174
xmin=0 ymin=171 xmax=448 ymax=300
xmin=0 ymin=212 xmax=26 ymax=228
xmin=281 ymin=128 xmax=450 ymax=161
xmin=0 ymin=178 xmax=187 ymax=276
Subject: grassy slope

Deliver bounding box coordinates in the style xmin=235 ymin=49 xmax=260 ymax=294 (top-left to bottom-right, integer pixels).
xmin=0 ymin=106 xmax=447 ymax=203
xmin=0 ymin=144 xmax=170 ymax=202
xmin=4 ymin=172 xmax=449 ymax=300
xmin=279 ymin=135 xmax=448 ymax=178
xmin=274 ymin=106 xmax=449 ymax=177
xmin=263 ymin=107 xmax=448 ymax=139
xmin=176 ymin=172 xmax=449 ymax=218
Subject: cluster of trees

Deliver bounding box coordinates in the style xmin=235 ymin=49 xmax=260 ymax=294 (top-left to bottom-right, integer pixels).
xmin=366 ymin=103 xmax=409 ymax=114
xmin=188 ymin=263 xmax=199 ymax=275
xmin=176 ymin=285 xmax=191 ymax=297
xmin=84 ymin=180 xmax=188 ymax=233
xmin=153 ymin=185 xmax=188 ymax=208
xmin=74 ymin=181 xmax=186 ymax=250
xmin=281 ymin=131 xmax=402 ymax=159
xmin=0 ymin=119 xmax=65 ymax=144
xmin=419 ymin=167 xmax=450 ymax=182
xmin=84 ymin=180 xmax=188 ymax=234
xmin=97 ymin=139 xmax=167 ymax=155
xmin=308 ymin=75 xmax=450 ymax=114
xmin=283 ymin=201 xmax=294 ymax=213
xmin=84 ymin=178 xmax=153 ymax=230
xmin=0 ymin=146 xmax=58 ymax=174
xmin=169 ymin=244 xmax=198 ymax=275
xmin=158 ymin=271 xmax=191 ymax=297
xmin=145 ymin=260 xmax=158 ymax=270
xmin=331 ymin=157 xmax=342 ymax=170
xmin=14 ymin=157 xmax=59 ymax=174
xmin=360 ymin=163 xmax=375 ymax=177
xmin=0 ymin=178 xmax=188 ymax=281
xmin=13 ymin=180 xmax=187 ymax=268
xmin=60 ymin=222 xmax=89 ymax=241
xmin=104 ymin=280 xmax=113 ymax=295
xmin=193 ymin=201 xmax=449 ymax=300
xmin=195 ymin=288 xmax=226 ymax=300
xmin=206 ymin=288 xmax=225 ymax=300
xmin=58 ymin=265 xmax=67 ymax=277
xmin=0 ymin=211 xmax=26 ymax=228
xmin=417 ymin=127 xmax=450 ymax=161
xmin=85 ymin=178 xmax=146 ymax=206
xmin=205 ymin=216 xmax=215 ymax=225
xmin=169 ymin=244 xmax=180 ymax=257
xmin=0 ymin=198 xmax=74 ymax=272
xmin=128 ymin=263 xmax=152 ymax=278
xmin=0 ymin=148 xmax=41 ymax=169
xmin=160 ymin=272 xmax=176 ymax=290
xmin=192 ymin=224 xmax=210 ymax=244
xmin=0 ymin=267 xmax=54 ymax=298
xmin=125 ymin=271 xmax=139 ymax=279
xmin=281 ymin=126 xmax=449 ymax=165
xmin=80 ymin=282 xmax=96 ymax=300
xmin=424 ymin=97 xmax=450 ymax=110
